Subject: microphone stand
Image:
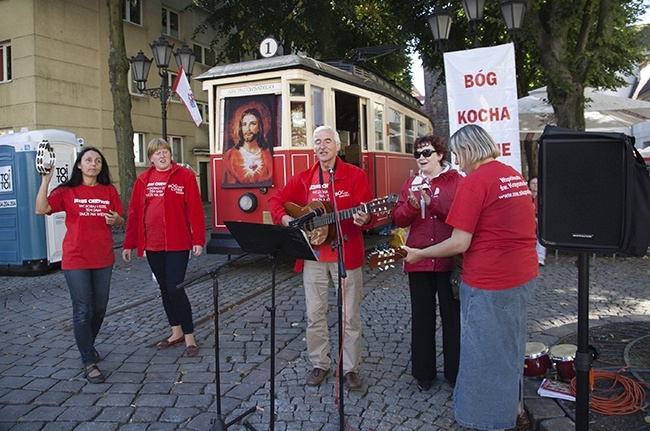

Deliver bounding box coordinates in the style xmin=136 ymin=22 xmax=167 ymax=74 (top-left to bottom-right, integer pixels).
xmin=328 ymin=167 xmax=347 ymax=431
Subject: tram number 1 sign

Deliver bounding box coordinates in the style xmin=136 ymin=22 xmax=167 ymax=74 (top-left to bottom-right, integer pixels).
xmin=260 ymin=37 xmax=279 ymax=58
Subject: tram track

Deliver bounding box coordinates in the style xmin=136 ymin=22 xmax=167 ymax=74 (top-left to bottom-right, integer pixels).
xmin=104 ymin=251 xmax=301 ymax=328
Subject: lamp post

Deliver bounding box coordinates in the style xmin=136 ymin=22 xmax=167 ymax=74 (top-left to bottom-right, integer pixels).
xmin=427 ymin=7 xmax=453 ymax=53
xmin=429 ymin=0 xmax=526 ymax=49
xmin=130 ymin=36 xmax=196 ymax=141
xmin=498 ymin=0 xmax=528 ymax=39
xmin=461 ymin=0 xmax=486 ymax=47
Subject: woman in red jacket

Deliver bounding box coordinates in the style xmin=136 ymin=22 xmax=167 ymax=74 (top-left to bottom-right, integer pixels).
xmin=122 ymin=138 xmax=205 ymax=357
xmin=391 ymin=134 xmax=462 ymax=391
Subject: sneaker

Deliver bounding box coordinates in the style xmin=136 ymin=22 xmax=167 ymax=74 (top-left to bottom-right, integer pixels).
xmin=306 ymin=368 xmax=328 ymax=386
xmin=539 ymin=261 xmax=545 ymax=267
xmin=344 ymin=371 xmax=363 ymax=390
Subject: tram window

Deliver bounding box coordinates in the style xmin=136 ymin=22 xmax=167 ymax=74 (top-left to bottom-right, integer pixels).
xmin=312 ymin=86 xmax=324 ymax=127
xmin=418 ymin=120 xmax=427 ymax=137
xmin=374 ymin=103 xmax=384 ymax=150
xmin=291 ymin=101 xmax=307 ymax=147
xmin=290 ymin=83 xmax=305 ymax=97
xmin=405 ymin=116 xmax=415 ymax=153
xmin=389 ymin=108 xmax=402 ymax=152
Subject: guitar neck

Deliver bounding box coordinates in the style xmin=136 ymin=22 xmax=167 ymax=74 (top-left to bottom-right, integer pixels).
xmin=312 ymin=203 xmax=366 ymax=228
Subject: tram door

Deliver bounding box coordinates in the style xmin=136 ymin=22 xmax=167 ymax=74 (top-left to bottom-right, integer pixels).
xmin=334 ymin=91 xmax=361 ymax=167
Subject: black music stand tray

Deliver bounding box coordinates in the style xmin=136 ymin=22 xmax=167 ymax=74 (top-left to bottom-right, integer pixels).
xmin=225 ymin=221 xmax=318 ymax=431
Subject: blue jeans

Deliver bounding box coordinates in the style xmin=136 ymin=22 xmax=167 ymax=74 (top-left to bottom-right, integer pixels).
xmin=146 ymin=250 xmax=194 ymax=335
xmin=64 ymin=266 xmax=113 ymax=367
xmin=453 ymin=279 xmax=536 ymax=430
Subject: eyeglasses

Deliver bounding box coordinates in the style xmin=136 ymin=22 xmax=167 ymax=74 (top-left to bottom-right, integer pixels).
xmin=414 ymin=148 xmax=436 ymax=159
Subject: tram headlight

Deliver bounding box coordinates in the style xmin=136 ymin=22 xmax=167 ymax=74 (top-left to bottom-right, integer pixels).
xmin=238 ymin=193 xmax=258 ymax=213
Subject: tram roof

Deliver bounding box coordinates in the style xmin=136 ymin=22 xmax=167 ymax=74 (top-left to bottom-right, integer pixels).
xmin=196 ymin=54 xmax=424 ymax=113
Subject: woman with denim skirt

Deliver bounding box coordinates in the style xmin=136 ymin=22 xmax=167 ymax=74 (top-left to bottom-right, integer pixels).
xmin=35 ymin=147 xmax=124 ymax=383
xmin=402 ymin=124 xmax=538 ymax=431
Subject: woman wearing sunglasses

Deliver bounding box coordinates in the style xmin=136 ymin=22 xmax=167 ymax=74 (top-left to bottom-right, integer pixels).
xmin=391 ymin=134 xmax=462 ymax=391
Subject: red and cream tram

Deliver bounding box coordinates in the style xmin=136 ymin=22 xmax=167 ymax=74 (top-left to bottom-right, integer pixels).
xmin=197 ymin=54 xmax=433 ymax=254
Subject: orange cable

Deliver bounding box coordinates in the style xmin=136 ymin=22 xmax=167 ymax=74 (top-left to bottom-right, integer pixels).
xmin=568 ymin=364 xmax=649 ymax=415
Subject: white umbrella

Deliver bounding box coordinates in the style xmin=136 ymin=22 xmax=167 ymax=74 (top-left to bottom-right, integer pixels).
xmin=518 ymin=86 xmax=650 ymax=138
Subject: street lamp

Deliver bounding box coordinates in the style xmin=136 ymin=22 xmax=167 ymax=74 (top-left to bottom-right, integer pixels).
xmin=498 ymin=0 xmax=528 ymax=38
xmin=430 ymin=0 xmax=527 ymax=49
xmin=130 ymin=36 xmax=196 ymax=141
xmin=461 ymin=0 xmax=486 ymax=47
xmin=427 ymin=7 xmax=453 ymax=52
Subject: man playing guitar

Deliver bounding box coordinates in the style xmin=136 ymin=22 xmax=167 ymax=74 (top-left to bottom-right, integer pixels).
xmin=268 ymin=125 xmax=374 ymax=391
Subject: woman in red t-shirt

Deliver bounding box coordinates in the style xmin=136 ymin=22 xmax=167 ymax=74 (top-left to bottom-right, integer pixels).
xmin=402 ymin=124 xmax=538 ymax=431
xmin=35 ymin=147 xmax=124 ymax=384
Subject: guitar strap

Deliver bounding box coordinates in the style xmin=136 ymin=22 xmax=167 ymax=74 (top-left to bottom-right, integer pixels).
xmin=318 ymin=159 xmax=338 ymax=201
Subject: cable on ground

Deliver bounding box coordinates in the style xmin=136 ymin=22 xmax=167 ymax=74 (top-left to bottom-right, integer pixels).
xmin=569 ymin=362 xmax=649 ymax=415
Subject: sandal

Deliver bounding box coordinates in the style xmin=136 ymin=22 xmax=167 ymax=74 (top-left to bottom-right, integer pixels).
xmin=83 ymin=364 xmax=105 ymax=384
xmin=515 ymin=411 xmax=531 ymax=430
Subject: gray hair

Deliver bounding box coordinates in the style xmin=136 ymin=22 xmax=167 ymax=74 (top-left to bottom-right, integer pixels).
xmin=313 ymin=125 xmax=341 ymax=144
xmin=449 ymin=124 xmax=500 ymax=167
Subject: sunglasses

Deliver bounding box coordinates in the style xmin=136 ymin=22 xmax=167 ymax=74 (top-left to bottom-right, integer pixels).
xmin=414 ymin=148 xmax=436 ymax=159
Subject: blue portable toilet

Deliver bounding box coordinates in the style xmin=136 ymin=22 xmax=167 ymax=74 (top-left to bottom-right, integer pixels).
xmin=0 ymin=129 xmax=83 ymax=275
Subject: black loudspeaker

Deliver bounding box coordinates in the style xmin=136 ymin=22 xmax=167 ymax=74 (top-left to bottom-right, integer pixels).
xmin=538 ymin=126 xmax=634 ymax=253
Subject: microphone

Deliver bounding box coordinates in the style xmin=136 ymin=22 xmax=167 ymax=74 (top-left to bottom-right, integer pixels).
xmin=289 ymin=207 xmax=323 ymax=227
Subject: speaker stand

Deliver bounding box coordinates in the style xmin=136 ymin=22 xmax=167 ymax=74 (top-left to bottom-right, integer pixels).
xmin=574 ymin=252 xmax=593 ymax=431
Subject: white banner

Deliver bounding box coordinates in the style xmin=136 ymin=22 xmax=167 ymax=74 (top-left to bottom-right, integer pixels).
xmin=444 ymin=43 xmax=521 ymax=172
xmin=173 ymin=66 xmax=203 ymax=127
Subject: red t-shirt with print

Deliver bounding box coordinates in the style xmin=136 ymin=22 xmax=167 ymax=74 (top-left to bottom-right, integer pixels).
xmin=446 ymin=160 xmax=538 ymax=290
xmin=48 ymin=184 xmax=124 ymax=270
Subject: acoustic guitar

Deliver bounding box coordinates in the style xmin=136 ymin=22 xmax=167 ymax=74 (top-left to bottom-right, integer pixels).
xmin=284 ymin=194 xmax=398 ymax=245
xmin=366 ymin=247 xmax=408 ymax=270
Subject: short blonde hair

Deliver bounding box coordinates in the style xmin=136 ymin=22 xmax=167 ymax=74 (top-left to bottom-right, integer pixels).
xmin=449 ymin=124 xmax=500 ymax=167
xmin=147 ymin=138 xmax=172 ymax=159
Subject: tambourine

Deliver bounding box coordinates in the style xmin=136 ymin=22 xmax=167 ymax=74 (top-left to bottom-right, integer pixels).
xmin=35 ymin=140 xmax=56 ymax=174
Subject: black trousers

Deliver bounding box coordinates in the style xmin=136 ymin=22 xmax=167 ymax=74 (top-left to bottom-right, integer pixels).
xmin=407 ymin=271 xmax=460 ymax=383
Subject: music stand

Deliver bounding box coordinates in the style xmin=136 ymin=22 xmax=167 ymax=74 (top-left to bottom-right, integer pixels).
xmin=225 ymin=221 xmax=318 ymax=431
xmin=177 ymin=253 xmax=256 ymax=431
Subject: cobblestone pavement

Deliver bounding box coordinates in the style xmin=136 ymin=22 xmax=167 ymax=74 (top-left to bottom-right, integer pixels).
xmin=0 ymin=232 xmax=649 ymax=431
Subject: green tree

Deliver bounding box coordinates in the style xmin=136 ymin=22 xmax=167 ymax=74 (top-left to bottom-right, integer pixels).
xmin=106 ymin=0 xmax=136 ymax=209
xmin=527 ymin=0 xmax=647 ymax=130
xmin=192 ymin=0 xmax=414 ymax=90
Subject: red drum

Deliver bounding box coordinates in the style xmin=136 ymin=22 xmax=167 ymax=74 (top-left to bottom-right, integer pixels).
xmin=524 ymin=342 xmax=552 ymax=377
xmin=550 ymin=344 xmax=577 ymax=381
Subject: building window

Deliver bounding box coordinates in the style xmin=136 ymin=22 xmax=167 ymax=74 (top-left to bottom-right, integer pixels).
xmin=197 ymin=102 xmax=209 ymax=124
xmin=0 ymin=42 xmax=12 ymax=83
xmin=162 ymin=7 xmax=179 ymax=38
xmin=168 ymin=72 xmax=180 ymax=101
xmin=123 ymin=0 xmax=142 ymax=25
xmin=170 ymin=136 xmax=183 ymax=163
xmin=133 ymin=133 xmax=147 ymax=166
xmin=193 ymin=43 xmax=215 ymax=66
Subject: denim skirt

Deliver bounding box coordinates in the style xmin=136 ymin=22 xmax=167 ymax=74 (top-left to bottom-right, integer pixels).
xmin=453 ymin=278 xmax=536 ymax=430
